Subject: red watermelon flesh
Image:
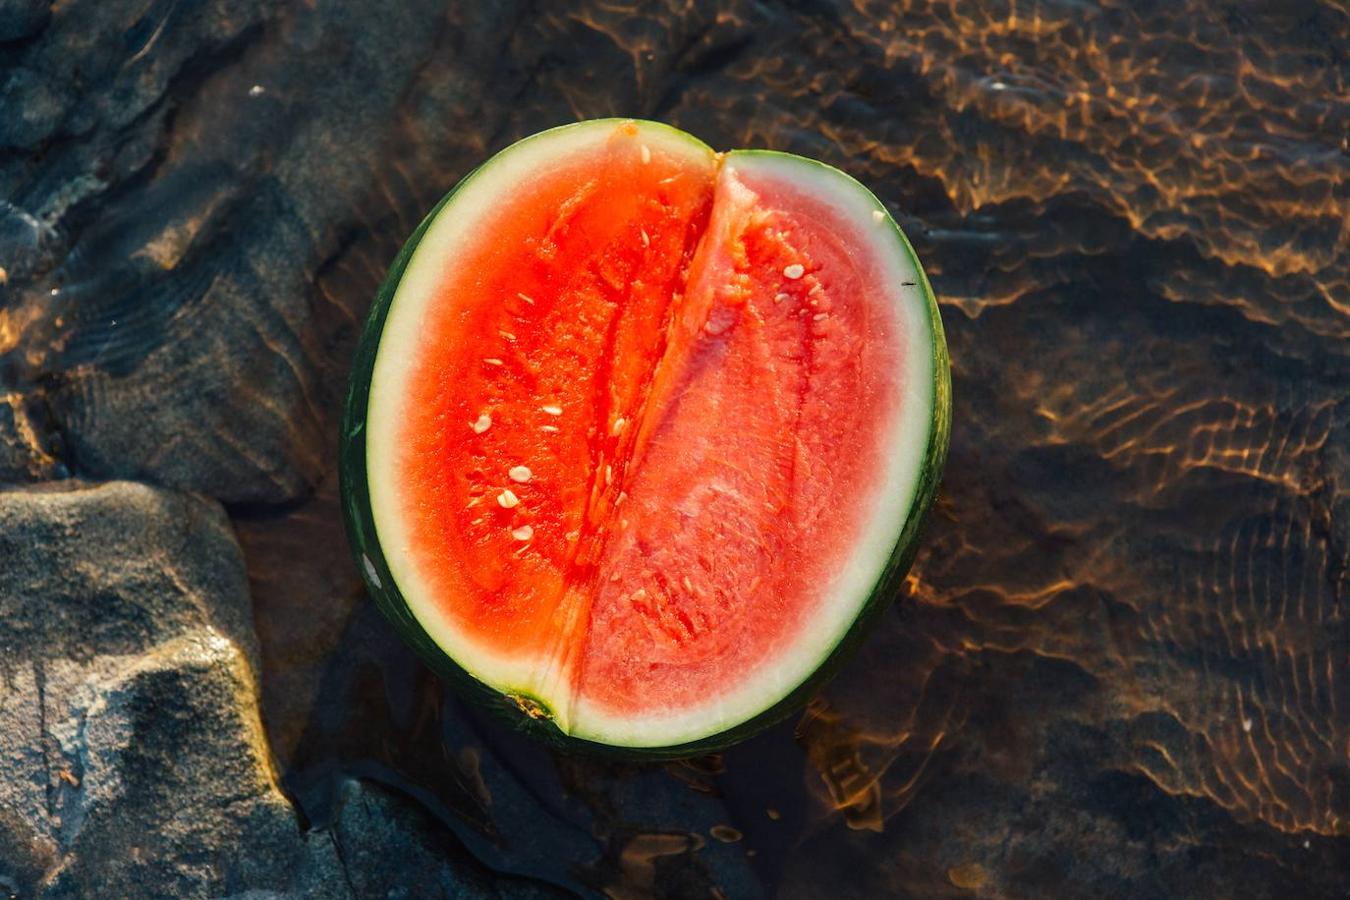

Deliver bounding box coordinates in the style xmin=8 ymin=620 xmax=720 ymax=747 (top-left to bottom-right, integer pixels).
xmin=362 ymin=121 xmax=943 ymax=748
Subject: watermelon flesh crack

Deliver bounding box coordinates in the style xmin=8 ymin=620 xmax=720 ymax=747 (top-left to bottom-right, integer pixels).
xmin=365 ymin=121 xmax=939 ymax=747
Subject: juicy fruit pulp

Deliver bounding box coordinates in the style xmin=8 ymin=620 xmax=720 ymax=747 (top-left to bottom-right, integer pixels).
xmin=356 ymin=121 xmax=947 ymax=750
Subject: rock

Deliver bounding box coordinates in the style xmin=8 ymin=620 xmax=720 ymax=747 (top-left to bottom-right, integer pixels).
xmin=0 ymin=200 xmax=60 ymax=284
xmin=0 ymin=394 xmax=63 ymax=482
xmin=0 ymin=67 xmax=63 ymax=151
xmin=0 ymin=481 xmax=308 ymax=896
xmin=0 ymin=0 xmax=49 ymax=43
xmin=309 ymin=779 xmax=573 ymax=900
xmin=0 ymin=0 xmax=489 ymax=503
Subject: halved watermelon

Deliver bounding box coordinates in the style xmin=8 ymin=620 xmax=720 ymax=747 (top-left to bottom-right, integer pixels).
xmin=340 ymin=119 xmax=950 ymax=755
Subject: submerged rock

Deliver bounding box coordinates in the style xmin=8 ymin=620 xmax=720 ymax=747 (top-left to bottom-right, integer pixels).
xmin=0 ymin=0 xmax=48 ymax=43
xmin=308 ymin=779 xmax=572 ymax=900
xmin=0 ymin=394 xmax=63 ymax=483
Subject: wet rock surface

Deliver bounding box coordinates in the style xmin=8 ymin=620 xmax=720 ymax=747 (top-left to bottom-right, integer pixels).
xmin=0 ymin=481 xmax=301 ymax=895
xmin=1 ymin=0 xmax=1347 ymax=896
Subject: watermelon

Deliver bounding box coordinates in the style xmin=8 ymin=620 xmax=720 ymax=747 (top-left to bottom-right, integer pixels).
xmin=340 ymin=119 xmax=950 ymax=756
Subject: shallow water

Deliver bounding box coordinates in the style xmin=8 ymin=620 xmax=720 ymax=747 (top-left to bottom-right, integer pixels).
xmin=3 ymin=0 xmax=1347 ymax=895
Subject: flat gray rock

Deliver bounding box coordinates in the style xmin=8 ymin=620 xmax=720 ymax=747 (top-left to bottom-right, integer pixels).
xmin=0 ymin=481 xmax=308 ymax=896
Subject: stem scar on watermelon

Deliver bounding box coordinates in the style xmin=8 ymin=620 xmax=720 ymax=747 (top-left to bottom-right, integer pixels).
xmin=340 ymin=119 xmax=951 ymax=757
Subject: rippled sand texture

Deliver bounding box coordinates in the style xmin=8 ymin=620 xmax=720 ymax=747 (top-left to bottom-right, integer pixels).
xmin=1 ymin=0 xmax=1345 ymax=896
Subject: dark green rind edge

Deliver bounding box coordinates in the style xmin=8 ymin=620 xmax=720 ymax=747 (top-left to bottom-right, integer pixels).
xmin=339 ymin=122 xmax=952 ymax=760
